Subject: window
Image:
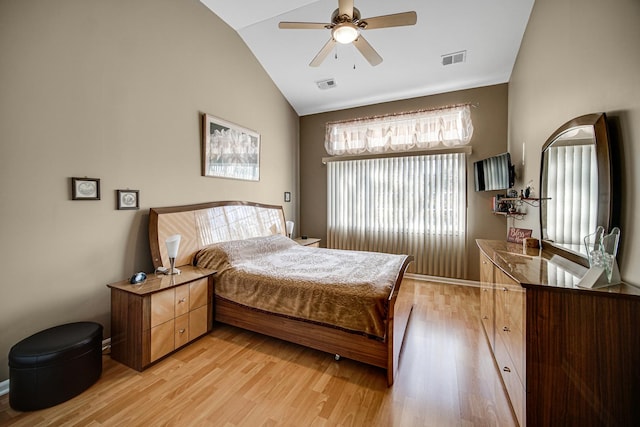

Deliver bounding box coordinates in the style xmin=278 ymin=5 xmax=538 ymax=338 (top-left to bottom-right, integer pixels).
xmin=327 ymin=153 xmax=467 ymax=278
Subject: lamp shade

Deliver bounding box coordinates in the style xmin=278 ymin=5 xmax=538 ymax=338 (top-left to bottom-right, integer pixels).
xmin=332 ymin=23 xmax=359 ymax=44
xmin=285 ymin=221 xmax=294 ymax=237
xmin=165 ymin=234 xmax=181 ymax=258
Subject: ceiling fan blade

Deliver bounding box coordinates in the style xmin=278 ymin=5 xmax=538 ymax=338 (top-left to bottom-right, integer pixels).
xmin=360 ymin=11 xmax=417 ymax=29
xmin=310 ymin=38 xmax=337 ymax=67
xmin=279 ymin=21 xmax=330 ymax=30
xmin=338 ymin=0 xmax=354 ymax=18
xmin=353 ymin=35 xmax=383 ymax=66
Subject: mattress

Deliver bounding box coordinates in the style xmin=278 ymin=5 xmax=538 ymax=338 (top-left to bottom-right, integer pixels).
xmin=193 ymin=234 xmax=409 ymax=339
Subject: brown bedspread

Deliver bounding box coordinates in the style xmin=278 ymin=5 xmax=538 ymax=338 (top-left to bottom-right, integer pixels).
xmin=194 ymin=235 xmax=409 ymax=339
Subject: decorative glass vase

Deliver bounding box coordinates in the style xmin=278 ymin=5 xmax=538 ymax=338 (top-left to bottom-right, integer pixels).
xmin=584 ymin=226 xmax=620 ymax=284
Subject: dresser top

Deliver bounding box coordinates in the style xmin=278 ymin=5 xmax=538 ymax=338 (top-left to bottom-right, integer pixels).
xmin=107 ymin=265 xmax=216 ymax=296
xmin=476 ymin=239 xmax=640 ymax=297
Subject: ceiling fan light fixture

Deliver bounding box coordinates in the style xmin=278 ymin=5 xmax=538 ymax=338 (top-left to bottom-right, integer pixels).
xmin=332 ymin=23 xmax=359 ymax=44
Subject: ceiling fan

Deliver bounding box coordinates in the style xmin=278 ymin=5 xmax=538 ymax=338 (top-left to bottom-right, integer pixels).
xmin=278 ymin=0 xmax=417 ymax=67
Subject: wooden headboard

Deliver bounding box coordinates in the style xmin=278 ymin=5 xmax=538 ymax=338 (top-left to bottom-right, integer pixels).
xmin=149 ymin=201 xmax=287 ymax=269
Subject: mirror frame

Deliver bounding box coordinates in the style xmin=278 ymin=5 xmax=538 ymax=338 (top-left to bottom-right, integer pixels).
xmin=539 ymin=113 xmax=616 ymax=267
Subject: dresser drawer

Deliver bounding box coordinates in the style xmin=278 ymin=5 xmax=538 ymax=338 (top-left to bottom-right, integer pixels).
xmin=175 ymin=314 xmax=190 ymax=348
xmin=495 ymin=334 xmax=525 ymax=427
xmin=189 ymin=278 xmax=208 ymax=310
xmin=189 ymin=305 xmax=209 ymax=340
xmin=150 ymin=319 xmax=174 ymax=362
xmin=151 ymin=287 xmax=176 ymax=328
xmin=175 ymin=284 xmax=190 ymax=317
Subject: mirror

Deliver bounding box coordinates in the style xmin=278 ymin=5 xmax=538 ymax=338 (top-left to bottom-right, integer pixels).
xmin=540 ymin=113 xmax=616 ymax=266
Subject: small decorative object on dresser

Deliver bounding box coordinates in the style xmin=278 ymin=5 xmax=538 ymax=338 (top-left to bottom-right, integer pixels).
xmin=116 ymin=189 xmax=139 ymax=210
xmin=507 ymin=227 xmax=532 ymax=243
xmin=71 ymin=177 xmax=100 ymax=200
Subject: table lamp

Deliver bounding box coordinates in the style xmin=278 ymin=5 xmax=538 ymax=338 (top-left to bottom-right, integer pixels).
xmin=286 ymin=221 xmax=294 ymax=239
xmin=165 ymin=234 xmax=181 ymax=275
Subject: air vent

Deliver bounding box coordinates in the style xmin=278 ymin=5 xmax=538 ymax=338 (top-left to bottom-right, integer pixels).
xmin=316 ymin=78 xmax=337 ymax=90
xmin=441 ymin=50 xmax=466 ymax=66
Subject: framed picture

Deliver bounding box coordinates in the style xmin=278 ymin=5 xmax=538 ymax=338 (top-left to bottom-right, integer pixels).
xmin=117 ymin=190 xmax=139 ymax=210
xmin=71 ymin=177 xmax=100 ymax=200
xmin=202 ymin=113 xmax=260 ymax=181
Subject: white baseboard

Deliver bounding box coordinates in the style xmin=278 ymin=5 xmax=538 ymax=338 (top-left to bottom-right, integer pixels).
xmin=406 ymin=273 xmax=480 ymax=288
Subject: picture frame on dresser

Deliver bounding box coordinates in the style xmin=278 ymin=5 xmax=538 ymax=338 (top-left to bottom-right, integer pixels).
xmin=201 ymin=113 xmax=260 ymax=181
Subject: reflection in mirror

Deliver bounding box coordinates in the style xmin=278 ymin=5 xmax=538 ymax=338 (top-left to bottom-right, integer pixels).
xmin=540 ymin=113 xmax=614 ymax=265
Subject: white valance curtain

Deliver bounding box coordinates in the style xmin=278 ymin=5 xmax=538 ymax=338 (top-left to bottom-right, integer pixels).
xmin=325 ymin=104 xmax=473 ymax=156
xmin=327 ymin=153 xmax=467 ymax=279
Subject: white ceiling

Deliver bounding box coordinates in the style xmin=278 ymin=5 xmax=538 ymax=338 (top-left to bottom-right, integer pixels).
xmin=200 ymin=0 xmax=534 ymax=116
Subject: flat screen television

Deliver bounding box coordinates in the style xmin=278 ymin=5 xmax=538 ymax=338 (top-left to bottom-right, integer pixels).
xmin=474 ymin=152 xmax=515 ymax=191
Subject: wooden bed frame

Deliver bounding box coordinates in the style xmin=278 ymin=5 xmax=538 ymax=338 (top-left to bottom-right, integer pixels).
xmin=148 ymin=200 xmax=414 ymax=386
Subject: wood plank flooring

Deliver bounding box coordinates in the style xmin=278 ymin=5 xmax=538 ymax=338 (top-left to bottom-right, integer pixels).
xmin=0 ymin=280 xmax=516 ymax=426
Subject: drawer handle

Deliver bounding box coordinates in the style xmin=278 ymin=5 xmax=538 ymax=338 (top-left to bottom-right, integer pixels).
xmin=503 ymin=366 xmax=511 ymax=373
xmin=179 ymin=329 xmax=186 ymax=334
xmin=502 ymin=287 xmax=508 ymax=292
xmin=503 ymin=326 xmax=510 ymax=332
xmin=178 ymin=298 xmax=186 ymax=303
xmin=482 ymin=315 xmax=489 ymax=320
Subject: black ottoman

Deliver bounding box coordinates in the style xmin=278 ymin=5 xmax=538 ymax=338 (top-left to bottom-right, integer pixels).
xmin=8 ymin=321 xmax=103 ymax=411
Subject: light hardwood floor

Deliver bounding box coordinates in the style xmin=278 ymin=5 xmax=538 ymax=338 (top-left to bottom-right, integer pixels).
xmin=0 ymin=280 xmax=516 ymax=426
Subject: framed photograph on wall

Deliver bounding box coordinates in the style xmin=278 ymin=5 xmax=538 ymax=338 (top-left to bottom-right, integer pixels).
xmin=117 ymin=189 xmax=139 ymax=210
xmin=71 ymin=177 xmax=100 ymax=200
xmin=202 ymin=113 xmax=260 ymax=181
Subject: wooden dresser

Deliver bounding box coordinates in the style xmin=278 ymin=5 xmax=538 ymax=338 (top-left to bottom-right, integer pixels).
xmin=107 ymin=266 xmax=215 ymax=371
xmin=477 ymin=239 xmax=640 ymax=426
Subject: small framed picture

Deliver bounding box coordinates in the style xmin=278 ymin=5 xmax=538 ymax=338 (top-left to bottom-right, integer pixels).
xmin=71 ymin=177 xmax=100 ymax=200
xmin=117 ymin=190 xmax=140 ymax=210
xmin=284 ymin=191 xmax=291 ymax=203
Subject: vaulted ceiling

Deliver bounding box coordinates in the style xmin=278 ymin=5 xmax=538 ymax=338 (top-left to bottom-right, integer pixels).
xmin=200 ymin=0 xmax=534 ymax=116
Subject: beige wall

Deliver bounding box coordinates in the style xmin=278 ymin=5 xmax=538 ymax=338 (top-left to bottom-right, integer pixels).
xmin=299 ymin=84 xmax=510 ymax=282
xmin=0 ymin=0 xmax=298 ymax=380
xmin=508 ymin=0 xmax=640 ymax=284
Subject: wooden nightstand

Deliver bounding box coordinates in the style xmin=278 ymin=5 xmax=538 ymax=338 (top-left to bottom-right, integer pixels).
xmin=293 ymin=237 xmax=321 ymax=247
xmin=107 ymin=266 xmax=216 ymax=371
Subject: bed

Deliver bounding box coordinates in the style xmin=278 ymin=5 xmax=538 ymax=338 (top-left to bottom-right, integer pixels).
xmin=148 ymin=200 xmax=414 ymax=386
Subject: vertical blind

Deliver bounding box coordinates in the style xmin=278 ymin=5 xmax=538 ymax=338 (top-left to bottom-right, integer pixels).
xmin=327 ymin=153 xmax=467 ymax=279
xmin=544 ymin=144 xmax=598 ymax=246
